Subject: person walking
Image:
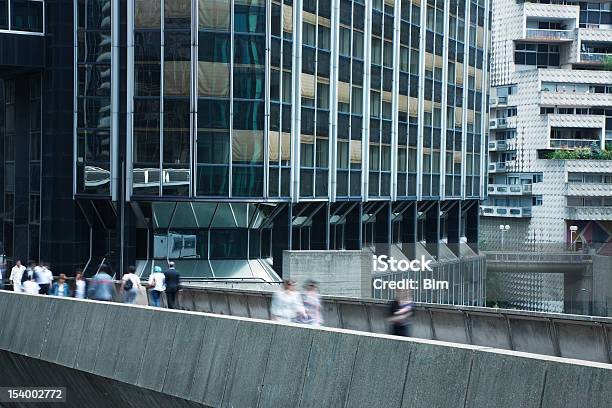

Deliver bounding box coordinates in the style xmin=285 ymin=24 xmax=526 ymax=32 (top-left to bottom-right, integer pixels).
xmin=121 ymin=266 xmax=141 ymax=304
xmin=0 ymin=261 xmax=5 ymax=290
xmin=22 ymin=275 xmax=40 ymax=295
xmin=148 ymin=266 xmax=166 ymax=307
xmin=89 ymin=265 xmax=115 ymax=301
xmin=74 ymin=271 xmax=87 ymax=299
xmin=9 ymin=260 xmax=26 ymax=292
xmin=164 ymin=261 xmax=180 ymax=309
xmin=388 ymin=289 xmax=414 ymax=337
xmin=36 ymin=263 xmax=53 ymax=295
xmin=301 ymin=280 xmax=323 ymax=326
xmin=51 ymin=274 xmax=71 ymax=297
xmin=270 ymin=279 xmax=306 ymax=323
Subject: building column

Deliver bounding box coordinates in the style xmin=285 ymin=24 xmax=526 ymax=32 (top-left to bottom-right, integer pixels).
xmin=344 ymin=202 xmax=362 ymax=250
xmin=424 ymin=201 xmax=440 ymax=259
xmin=447 ymin=201 xmax=461 ymax=257
xmin=401 ymin=202 xmax=417 ymax=260
xmin=374 ymin=202 xmax=392 ymax=256
xmin=311 ymin=203 xmax=330 ymax=250
xmin=272 ymin=204 xmax=292 ymax=277
xmin=464 ymin=200 xmax=479 ymax=252
xmin=13 ymin=76 xmax=31 ymax=262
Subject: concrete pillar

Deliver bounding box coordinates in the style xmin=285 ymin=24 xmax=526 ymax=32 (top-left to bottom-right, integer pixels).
xmin=344 ymin=203 xmax=362 ymax=250
xmin=310 ymin=203 xmax=330 ymax=250
xmin=446 ymin=201 xmax=461 ymax=257
xmin=424 ymin=201 xmax=440 ymax=259
xmin=272 ymin=204 xmax=292 ymax=277
xmin=401 ymin=202 xmax=417 ymax=260
xmin=374 ymin=202 xmax=392 ymax=256
xmin=464 ymin=200 xmax=479 ymax=252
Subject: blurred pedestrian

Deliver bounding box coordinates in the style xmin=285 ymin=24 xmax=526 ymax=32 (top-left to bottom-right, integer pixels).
xmin=388 ymin=289 xmax=413 ymax=337
xmin=164 ymin=261 xmax=180 ymax=309
xmin=271 ymin=279 xmax=306 ymax=323
xmin=121 ymin=266 xmax=141 ymax=304
xmin=9 ymin=260 xmax=26 ymax=292
xmin=148 ymin=266 xmax=166 ymax=307
xmin=37 ymin=263 xmax=53 ymax=295
xmin=301 ymin=280 xmax=323 ymax=326
xmin=74 ymin=271 xmax=87 ymax=299
xmin=51 ymin=274 xmax=71 ymax=297
xmin=23 ymin=275 xmax=40 ymax=295
xmin=89 ymin=265 xmax=115 ymax=301
xmin=0 ymin=261 xmax=5 ymax=290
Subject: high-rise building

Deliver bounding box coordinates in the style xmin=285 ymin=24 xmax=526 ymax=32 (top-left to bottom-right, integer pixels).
xmin=1 ymin=0 xmax=489 ymax=302
xmin=485 ymin=0 xmax=612 ymax=251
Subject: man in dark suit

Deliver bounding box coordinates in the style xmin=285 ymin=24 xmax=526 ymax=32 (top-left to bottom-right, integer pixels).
xmin=164 ymin=261 xmax=181 ymax=309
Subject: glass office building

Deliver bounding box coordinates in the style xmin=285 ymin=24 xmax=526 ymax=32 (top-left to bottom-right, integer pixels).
xmin=3 ymin=0 xmax=489 ymax=284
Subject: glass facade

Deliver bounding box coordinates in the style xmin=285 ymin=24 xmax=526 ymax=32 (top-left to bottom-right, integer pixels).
xmin=107 ymin=0 xmax=489 ymax=202
xmin=68 ymin=0 xmax=489 ymax=280
xmin=76 ymin=0 xmax=112 ymax=195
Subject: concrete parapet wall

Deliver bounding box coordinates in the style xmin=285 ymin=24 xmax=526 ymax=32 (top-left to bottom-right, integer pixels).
xmin=176 ymin=285 xmax=612 ymax=364
xmin=0 ymin=291 xmax=611 ymax=408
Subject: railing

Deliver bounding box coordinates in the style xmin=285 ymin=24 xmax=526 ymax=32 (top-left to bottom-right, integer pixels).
xmin=550 ymin=139 xmax=599 ymax=149
xmin=488 ymin=140 xmax=508 ymax=151
xmin=485 ymin=251 xmax=591 ymax=264
xmin=487 ymin=183 xmax=532 ymax=195
xmin=488 ymin=162 xmax=507 ymax=172
xmin=481 ymin=205 xmax=532 ymax=217
xmin=526 ymin=28 xmax=574 ymax=40
xmin=489 ymin=118 xmax=507 ymax=129
xmin=580 ymin=52 xmax=610 ymax=63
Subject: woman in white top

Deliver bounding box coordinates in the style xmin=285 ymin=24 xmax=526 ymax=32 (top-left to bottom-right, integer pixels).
xmin=74 ymin=271 xmax=87 ymax=299
xmin=121 ymin=266 xmax=142 ymax=304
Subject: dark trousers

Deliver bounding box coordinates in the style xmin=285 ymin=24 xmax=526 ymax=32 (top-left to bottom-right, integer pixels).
xmin=39 ymin=284 xmax=50 ymax=295
xmin=166 ymin=290 xmax=177 ymax=309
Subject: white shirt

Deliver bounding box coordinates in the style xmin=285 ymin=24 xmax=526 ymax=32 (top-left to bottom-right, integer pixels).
xmin=148 ymin=272 xmax=166 ymax=292
xmin=122 ymin=273 xmax=141 ymax=290
xmin=39 ymin=268 xmax=53 ymax=285
xmin=75 ymin=280 xmax=86 ymax=299
xmin=34 ymin=266 xmax=45 ymax=284
xmin=271 ymin=290 xmax=306 ymax=322
xmin=23 ymin=280 xmax=40 ymax=295
xmin=10 ymin=265 xmax=25 ymax=283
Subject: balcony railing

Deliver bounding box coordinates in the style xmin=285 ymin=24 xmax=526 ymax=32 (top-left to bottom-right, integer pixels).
xmin=481 ymin=205 xmax=532 ymax=218
xmin=488 ymin=140 xmax=509 ymax=151
xmin=488 ymin=162 xmax=507 ymax=173
xmin=489 ymin=118 xmax=507 ymax=130
xmin=525 ymin=28 xmax=574 ymax=41
xmin=580 ymin=52 xmax=610 ymax=63
xmin=487 ymin=184 xmax=532 ymax=195
xmin=550 ymin=139 xmax=599 ymax=149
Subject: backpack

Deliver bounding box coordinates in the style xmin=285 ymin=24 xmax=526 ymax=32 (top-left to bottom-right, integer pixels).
xmin=124 ymin=276 xmax=134 ymax=291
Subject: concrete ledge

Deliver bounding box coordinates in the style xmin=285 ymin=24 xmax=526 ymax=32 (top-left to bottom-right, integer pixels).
xmin=0 ymin=291 xmax=610 ymax=408
xmin=176 ymin=285 xmax=612 ymax=364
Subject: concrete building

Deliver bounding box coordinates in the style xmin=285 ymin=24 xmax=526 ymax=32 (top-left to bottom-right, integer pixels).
xmin=484 ymin=0 xmax=612 ymax=252
xmin=1 ymin=0 xmax=489 ymax=305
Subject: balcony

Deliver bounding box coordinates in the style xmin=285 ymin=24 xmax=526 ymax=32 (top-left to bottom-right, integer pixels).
xmin=566 ymin=206 xmax=612 ymax=221
xmin=525 ymin=28 xmax=574 ymax=42
xmin=488 ymin=162 xmax=507 ymax=173
xmin=487 ymin=184 xmax=532 ymax=196
xmin=550 ymin=139 xmax=599 ymax=149
xmin=489 ymin=118 xmax=507 ymax=130
xmin=488 ymin=140 xmax=509 ymax=151
xmin=490 ymin=96 xmax=508 ymax=107
xmin=481 ymin=205 xmax=532 ymax=218
xmin=579 ymin=52 xmax=610 ymax=64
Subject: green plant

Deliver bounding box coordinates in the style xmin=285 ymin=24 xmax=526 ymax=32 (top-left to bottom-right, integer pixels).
xmin=604 ymin=55 xmax=612 ymax=71
xmin=545 ymin=145 xmax=612 ymax=160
